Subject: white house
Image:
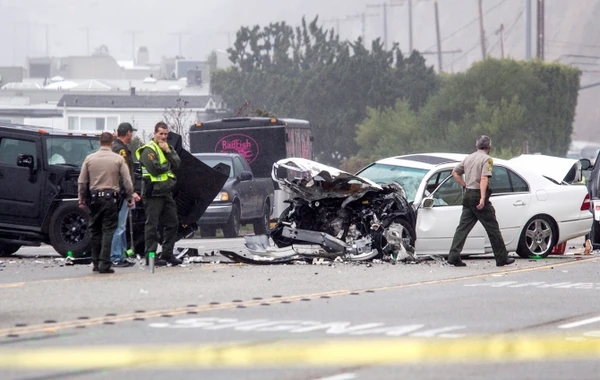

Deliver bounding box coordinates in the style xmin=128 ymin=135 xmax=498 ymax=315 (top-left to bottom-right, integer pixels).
xmin=56 ymin=93 xmax=227 ymax=142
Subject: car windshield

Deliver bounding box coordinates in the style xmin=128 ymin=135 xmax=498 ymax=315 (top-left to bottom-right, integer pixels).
xmin=356 ymin=163 xmax=428 ymax=202
xmin=45 ymin=137 xmax=99 ymax=167
xmin=195 ymin=157 xmax=234 ymax=178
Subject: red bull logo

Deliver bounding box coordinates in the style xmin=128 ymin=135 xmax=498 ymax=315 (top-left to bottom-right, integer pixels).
xmin=215 ymin=134 xmax=259 ymax=163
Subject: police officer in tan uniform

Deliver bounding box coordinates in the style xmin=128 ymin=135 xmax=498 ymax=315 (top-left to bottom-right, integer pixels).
xmin=78 ymin=132 xmax=135 ymax=273
xmin=447 ymin=135 xmax=515 ymax=267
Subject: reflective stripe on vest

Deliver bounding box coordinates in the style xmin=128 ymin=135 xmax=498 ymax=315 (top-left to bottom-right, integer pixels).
xmin=135 ymin=141 xmax=176 ymax=182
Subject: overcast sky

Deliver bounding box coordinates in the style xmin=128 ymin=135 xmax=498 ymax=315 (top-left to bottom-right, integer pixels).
xmin=0 ymin=0 xmax=598 ymax=75
xmin=0 ymin=0 xmax=523 ymax=69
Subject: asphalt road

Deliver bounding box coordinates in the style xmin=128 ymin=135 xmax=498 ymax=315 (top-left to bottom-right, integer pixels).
xmin=1 ymin=237 xmax=600 ymax=380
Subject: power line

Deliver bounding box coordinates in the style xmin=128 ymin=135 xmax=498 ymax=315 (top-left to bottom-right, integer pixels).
xmin=488 ymin=7 xmax=525 ymax=55
xmin=367 ymin=2 xmax=403 ymax=50
xmin=423 ymin=0 xmax=511 ymax=52
xmin=451 ymin=5 xmax=524 ymax=69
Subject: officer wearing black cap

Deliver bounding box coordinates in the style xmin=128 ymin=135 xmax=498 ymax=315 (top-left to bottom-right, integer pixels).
xmin=110 ymin=122 xmax=141 ymax=267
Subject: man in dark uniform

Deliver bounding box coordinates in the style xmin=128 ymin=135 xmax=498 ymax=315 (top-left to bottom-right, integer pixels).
xmin=447 ymin=135 xmax=515 ymax=267
xmin=78 ymin=132 xmax=135 ymax=274
xmin=110 ymin=122 xmax=141 ymax=267
xmin=135 ymin=121 xmax=183 ymax=266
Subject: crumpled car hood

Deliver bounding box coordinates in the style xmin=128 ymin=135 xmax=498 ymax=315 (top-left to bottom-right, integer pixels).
xmin=509 ymin=154 xmax=582 ymax=184
xmin=272 ymin=157 xmax=385 ymax=201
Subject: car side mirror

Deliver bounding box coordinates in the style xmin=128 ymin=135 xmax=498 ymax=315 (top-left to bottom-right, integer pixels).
xmin=422 ymin=198 xmax=435 ymax=209
xmin=17 ymin=154 xmax=34 ymax=169
xmin=580 ymin=158 xmax=592 ymax=171
xmin=238 ymin=171 xmax=253 ymax=181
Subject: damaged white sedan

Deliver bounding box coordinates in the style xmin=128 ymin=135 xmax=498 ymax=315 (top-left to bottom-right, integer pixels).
xmin=356 ymin=153 xmax=592 ymax=258
xmin=220 ymin=158 xmax=417 ymax=264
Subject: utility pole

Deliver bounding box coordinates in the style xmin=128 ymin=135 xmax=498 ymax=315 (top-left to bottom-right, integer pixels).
xmin=500 ymin=24 xmax=505 ymax=59
xmin=171 ymin=32 xmax=191 ymax=58
xmin=323 ymin=17 xmax=343 ymax=38
xmin=434 ymin=0 xmax=443 ymax=72
xmin=12 ymin=23 xmax=17 ymax=65
xmin=218 ymin=32 xmax=232 ymax=48
xmin=536 ymin=0 xmax=545 ymax=60
xmin=367 ymin=2 xmax=402 ymax=50
xmin=477 ymin=0 xmax=487 ymax=59
xmin=45 ymin=24 xmax=50 ymax=57
xmin=125 ymin=30 xmax=143 ymax=63
xmin=346 ymin=12 xmax=379 ymax=47
xmin=495 ymin=24 xmax=505 ymax=58
xmin=80 ymin=27 xmax=91 ymax=55
xmin=391 ymin=0 xmax=431 ymax=53
xmin=408 ymin=0 xmax=413 ymax=52
xmin=525 ymin=0 xmax=532 ymax=59
xmin=25 ymin=23 xmax=30 ymax=58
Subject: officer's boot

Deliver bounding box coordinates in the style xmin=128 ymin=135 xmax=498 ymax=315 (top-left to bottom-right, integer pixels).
xmin=160 ymin=253 xmax=183 ymax=266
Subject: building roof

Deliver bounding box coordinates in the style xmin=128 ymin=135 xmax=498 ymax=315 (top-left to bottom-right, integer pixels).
xmin=15 ymin=77 xmax=209 ymax=94
xmin=56 ymin=94 xmax=221 ymax=109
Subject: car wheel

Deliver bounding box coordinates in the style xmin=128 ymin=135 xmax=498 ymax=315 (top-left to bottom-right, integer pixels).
xmin=516 ymin=215 xmax=556 ymax=258
xmin=200 ymin=226 xmax=217 ymax=238
xmin=252 ymin=201 xmax=270 ymax=235
xmin=48 ymin=202 xmax=91 ymax=258
xmin=369 ymin=218 xmax=416 ymax=260
xmin=0 ymin=243 xmax=21 ymax=257
xmin=223 ymin=203 xmax=240 ymax=238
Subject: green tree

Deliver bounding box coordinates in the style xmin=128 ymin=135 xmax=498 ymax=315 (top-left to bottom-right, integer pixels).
xmin=210 ymin=16 xmax=439 ymax=165
xmin=353 ymin=58 xmax=580 ymax=160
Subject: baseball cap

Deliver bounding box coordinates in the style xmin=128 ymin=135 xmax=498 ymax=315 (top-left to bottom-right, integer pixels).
xmin=117 ymin=122 xmax=137 ymax=134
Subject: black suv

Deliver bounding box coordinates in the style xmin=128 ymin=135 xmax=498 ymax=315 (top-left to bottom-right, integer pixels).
xmin=0 ymin=122 xmax=227 ymax=257
xmin=0 ymin=123 xmax=99 ymax=256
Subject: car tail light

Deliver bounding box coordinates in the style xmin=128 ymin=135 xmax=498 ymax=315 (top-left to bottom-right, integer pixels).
xmin=581 ymin=193 xmax=591 ymax=211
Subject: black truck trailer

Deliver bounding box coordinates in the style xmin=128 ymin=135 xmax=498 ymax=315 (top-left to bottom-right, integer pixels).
xmin=189 ymin=117 xmax=312 ymax=218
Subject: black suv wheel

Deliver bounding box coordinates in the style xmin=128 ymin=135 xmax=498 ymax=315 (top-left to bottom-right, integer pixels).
xmin=48 ymin=202 xmax=91 ymax=257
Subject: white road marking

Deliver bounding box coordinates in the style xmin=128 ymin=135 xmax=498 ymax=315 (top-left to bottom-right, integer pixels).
xmin=559 ymin=316 xmax=600 ymax=329
xmin=313 ymin=374 xmax=357 ymax=380
xmin=149 ymin=318 xmax=466 ymax=338
xmin=465 ymin=281 xmax=600 ymax=289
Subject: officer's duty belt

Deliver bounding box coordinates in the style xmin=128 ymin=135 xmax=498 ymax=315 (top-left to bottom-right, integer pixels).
xmin=90 ymin=189 xmax=120 ymax=201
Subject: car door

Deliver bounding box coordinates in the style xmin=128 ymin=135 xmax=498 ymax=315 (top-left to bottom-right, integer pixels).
xmin=415 ymin=176 xmax=486 ymax=256
xmin=0 ymin=136 xmax=45 ymax=226
xmin=485 ymin=165 xmax=532 ymax=249
xmin=239 ymin=156 xmax=261 ymax=216
xmin=233 ymin=156 xmax=255 ymax=218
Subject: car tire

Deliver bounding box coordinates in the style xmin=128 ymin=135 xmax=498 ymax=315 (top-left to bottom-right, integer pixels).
xmin=516 ymin=215 xmax=556 ymax=258
xmin=252 ymin=201 xmax=270 ymax=235
xmin=200 ymin=226 xmax=217 ymax=238
xmin=0 ymin=243 xmax=21 ymax=257
xmin=48 ymin=202 xmax=91 ymax=258
xmin=223 ymin=203 xmax=240 ymax=238
xmin=371 ymin=218 xmax=417 ymax=259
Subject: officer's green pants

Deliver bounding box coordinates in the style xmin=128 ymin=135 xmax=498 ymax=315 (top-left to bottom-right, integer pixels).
xmin=448 ymin=190 xmax=508 ymax=265
xmin=143 ymin=194 xmax=178 ymax=258
xmin=89 ymin=198 xmax=119 ymax=271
